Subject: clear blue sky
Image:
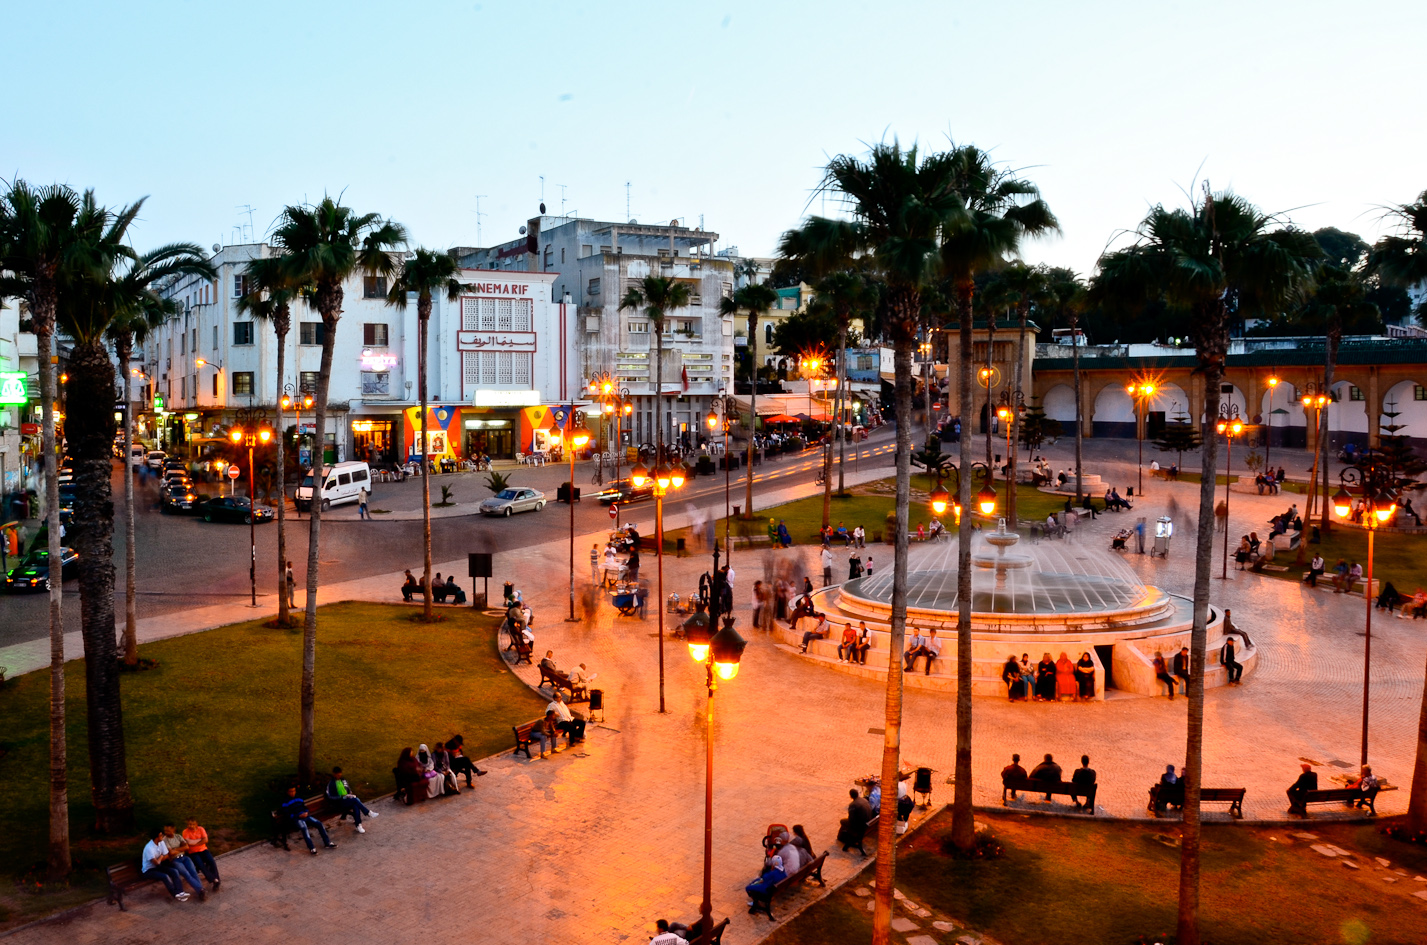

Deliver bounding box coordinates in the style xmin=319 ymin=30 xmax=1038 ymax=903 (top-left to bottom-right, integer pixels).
xmin=5 ymin=0 xmax=1422 ymax=274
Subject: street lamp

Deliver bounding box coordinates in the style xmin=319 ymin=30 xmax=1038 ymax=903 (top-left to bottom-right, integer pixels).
xmin=1300 ymin=384 xmax=1331 ymax=522
xmin=633 ymin=457 xmax=686 ymax=712
xmin=1265 ymin=374 xmax=1280 ymax=468
xmin=1126 ymin=381 xmax=1157 ymax=499
xmin=685 ymin=613 xmax=747 ymax=938
xmin=995 ymin=388 xmax=1025 ymax=524
xmin=565 ymin=422 xmax=591 ymax=623
xmin=228 ymin=408 xmax=273 ymax=606
xmin=1332 ymin=469 xmax=1395 ymax=769
xmin=707 ymin=392 xmax=737 ymax=565
xmin=589 ymin=371 xmax=632 ymax=490
xmin=1215 ymin=405 xmax=1244 ymax=579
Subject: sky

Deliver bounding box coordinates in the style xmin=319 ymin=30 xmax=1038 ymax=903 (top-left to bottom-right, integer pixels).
xmin=4 ymin=0 xmax=1423 ymax=275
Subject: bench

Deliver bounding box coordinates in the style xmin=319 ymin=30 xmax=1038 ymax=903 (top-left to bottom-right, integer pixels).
xmin=1001 ymin=774 xmax=1097 ymax=814
xmin=1291 ymin=785 xmax=1379 ymax=817
xmin=730 ymin=533 xmax=774 ymax=547
xmin=839 ymin=813 xmax=880 ymax=856
xmin=1299 ymin=573 xmax=1380 ymax=599
xmin=106 ymin=862 xmax=158 ymax=911
xmin=511 ymin=718 xmax=572 ymax=759
xmin=749 ymin=850 xmax=829 ymax=920
xmin=270 ymin=794 xmax=347 ymax=850
xmin=538 ymin=663 xmax=576 ymax=697
xmin=504 ymin=627 xmax=533 ymax=664
xmin=1148 ymin=784 xmax=1245 ymax=818
xmin=678 ymin=917 xmax=731 ymax=945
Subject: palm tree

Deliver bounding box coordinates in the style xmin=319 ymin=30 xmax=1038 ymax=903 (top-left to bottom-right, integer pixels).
xmin=1092 ymin=189 xmax=1318 ymax=945
xmin=622 ymin=276 xmax=692 ymax=470
xmin=1370 ymin=189 xmax=1427 ymax=831
xmin=270 ymin=197 xmax=406 ymax=786
xmin=387 ymin=248 xmax=467 ymax=621
xmin=0 ymin=180 xmax=109 ymax=873
xmin=720 ymin=282 xmax=778 ymax=516
xmin=939 ymin=144 xmax=1059 ymax=854
xmin=1042 ymin=268 xmax=1087 ymax=500
xmin=236 ymin=255 xmax=303 ymax=625
xmin=807 ymin=272 xmax=875 ymax=497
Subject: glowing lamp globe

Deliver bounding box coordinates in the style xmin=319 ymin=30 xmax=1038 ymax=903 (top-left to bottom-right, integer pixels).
xmin=1332 ymin=487 xmax=1353 ymax=520
xmin=929 ymin=483 xmax=950 ymax=516
xmin=976 ymin=484 xmax=997 ymax=516
xmin=630 ymin=462 xmax=649 ymax=488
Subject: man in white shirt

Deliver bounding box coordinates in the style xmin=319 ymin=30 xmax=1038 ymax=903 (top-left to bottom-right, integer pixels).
xmin=820 ymin=547 xmax=833 ymax=586
xmin=141 ymin=827 xmax=200 ymax=901
xmin=548 ymin=690 xmax=587 ymax=743
xmin=650 ymin=919 xmax=689 ymax=945
xmin=566 ymin=662 xmax=595 ymax=701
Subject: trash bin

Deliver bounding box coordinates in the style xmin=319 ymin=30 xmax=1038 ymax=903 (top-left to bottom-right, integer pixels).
xmin=732 ymin=505 xmax=741 ymax=518
xmin=588 ymin=688 xmax=604 ymax=722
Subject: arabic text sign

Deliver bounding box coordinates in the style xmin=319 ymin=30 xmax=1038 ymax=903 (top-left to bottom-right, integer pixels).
xmin=457 ymin=331 xmax=537 ymax=353
xmin=0 ymin=372 xmax=26 ymax=405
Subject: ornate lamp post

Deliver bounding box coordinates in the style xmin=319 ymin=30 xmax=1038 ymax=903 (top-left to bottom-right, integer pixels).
xmin=1126 ymin=381 xmax=1157 ymax=499
xmin=228 ymin=408 xmax=273 ymax=606
xmin=589 ymin=372 xmax=632 ymax=488
xmin=707 ymin=392 xmax=737 ymax=564
xmin=1300 ymin=384 xmax=1331 ymax=522
xmin=684 ymin=614 xmax=747 ymax=939
xmin=1264 ymin=374 xmax=1280 ymax=468
xmin=1216 ymin=405 xmax=1244 ymax=579
xmin=565 ymin=420 xmax=591 ymax=623
xmin=633 ymin=458 xmax=686 ymax=712
xmin=281 ymin=387 xmax=314 ymax=516
xmin=1332 ymin=470 xmax=1395 ymax=768
xmin=995 ymin=388 xmax=1025 ymax=525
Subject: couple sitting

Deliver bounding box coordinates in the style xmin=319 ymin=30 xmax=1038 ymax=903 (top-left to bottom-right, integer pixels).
xmin=431 ymin=573 xmax=466 ymax=604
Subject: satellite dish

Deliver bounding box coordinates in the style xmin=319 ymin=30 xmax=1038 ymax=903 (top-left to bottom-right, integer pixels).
xmin=628 ymin=219 xmax=637 ymax=225
xmin=519 ymin=225 xmax=527 ymax=235
xmin=670 ymin=219 xmax=679 ymax=227
xmin=539 ymin=202 xmax=547 ymax=214
xmin=212 ymin=244 xmax=221 ymax=253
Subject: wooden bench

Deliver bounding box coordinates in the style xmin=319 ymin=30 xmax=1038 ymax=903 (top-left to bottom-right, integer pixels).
xmin=504 ymin=626 xmax=533 ymax=664
xmin=678 ymin=916 xmax=731 ymax=945
xmin=511 ymin=718 xmax=571 ymax=759
xmin=1148 ymin=784 xmax=1245 ymax=818
xmin=1291 ymin=785 xmax=1379 ymax=817
xmin=839 ymin=813 xmax=879 ymax=856
xmin=1001 ymin=774 xmax=1097 ymax=814
xmin=106 ymin=862 xmax=159 ymax=911
xmin=749 ymin=850 xmax=829 ymax=920
xmin=270 ymin=794 xmax=346 ymax=850
xmin=538 ymin=663 xmax=576 ymax=697
xmin=730 ymin=533 xmax=774 ymax=547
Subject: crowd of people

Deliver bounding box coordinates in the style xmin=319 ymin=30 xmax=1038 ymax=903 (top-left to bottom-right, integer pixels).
xmin=138 ymin=819 xmax=222 ymax=902
xmin=394 ymin=739 xmax=486 ymax=801
xmin=1001 ymin=652 xmax=1097 ymax=701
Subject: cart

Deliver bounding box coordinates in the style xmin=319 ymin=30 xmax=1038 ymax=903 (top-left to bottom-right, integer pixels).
xmin=1150 ymin=516 xmax=1174 ymax=558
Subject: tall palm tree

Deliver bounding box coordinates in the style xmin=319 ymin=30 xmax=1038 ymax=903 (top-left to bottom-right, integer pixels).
xmin=622 ymin=275 xmax=692 ymax=471
xmin=806 ymin=272 xmax=875 ymax=496
xmin=1092 ymin=189 xmax=1318 ymax=945
xmin=792 ymin=142 xmax=965 ymax=944
xmin=1369 ymin=189 xmax=1427 ymax=832
xmin=939 ymin=144 xmax=1059 ymax=853
xmin=720 ymin=282 xmax=777 ymax=515
xmin=236 ymin=255 xmax=302 ymax=625
xmin=271 ymin=197 xmax=406 ymax=786
xmin=1042 ymin=268 xmax=1087 ymax=500
xmin=0 ymin=180 xmax=110 ymax=873
xmin=981 ymin=263 xmax=1052 ymax=527
xmin=387 ymin=248 xmax=467 ymax=621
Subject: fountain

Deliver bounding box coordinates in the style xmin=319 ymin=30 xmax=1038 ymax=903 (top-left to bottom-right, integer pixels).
xmin=778 ymin=525 xmax=1253 ymax=698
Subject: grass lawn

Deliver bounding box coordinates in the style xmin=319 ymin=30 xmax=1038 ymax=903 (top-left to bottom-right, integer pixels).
xmin=767 ymin=809 xmax=1427 ymax=945
xmin=1251 ymin=522 xmax=1427 ymax=594
xmin=0 ymin=602 xmax=544 ymax=929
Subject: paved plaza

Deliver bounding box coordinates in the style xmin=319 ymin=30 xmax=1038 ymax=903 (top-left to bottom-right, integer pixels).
xmin=4 ymin=445 xmax=1421 ymax=945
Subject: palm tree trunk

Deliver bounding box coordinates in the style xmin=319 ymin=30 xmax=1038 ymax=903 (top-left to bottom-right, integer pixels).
xmin=34 ymin=305 xmax=70 ymax=879
xmin=1177 ymin=304 xmax=1226 ymax=945
xmin=274 ymin=314 xmax=290 ymax=626
xmin=116 ymin=332 xmax=138 ymax=664
xmin=70 ymin=336 xmax=134 ymax=833
xmin=1072 ymin=315 xmax=1083 ymax=502
xmin=837 ymin=323 xmax=848 ymax=495
xmin=1009 ymin=306 xmax=1029 ymax=528
xmin=299 ymin=299 xmax=340 ymax=788
xmin=985 ymin=320 xmax=995 ymax=472
xmin=419 ymin=304 xmax=433 ymax=621
xmin=872 ymin=323 xmax=915 ymax=945
xmin=951 ymin=284 xmax=976 ymax=851
xmin=745 ymin=314 xmax=756 ymax=516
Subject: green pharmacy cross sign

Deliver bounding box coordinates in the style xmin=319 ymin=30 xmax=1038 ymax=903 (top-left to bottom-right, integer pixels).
xmin=0 ymin=372 xmax=27 ymax=406
xmin=153 ymin=394 xmax=165 ymax=412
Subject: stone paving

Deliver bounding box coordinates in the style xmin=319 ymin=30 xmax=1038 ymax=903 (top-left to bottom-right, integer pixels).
xmin=6 ymin=452 xmax=1424 ymax=945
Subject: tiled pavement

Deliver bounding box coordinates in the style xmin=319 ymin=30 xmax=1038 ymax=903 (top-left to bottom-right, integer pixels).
xmin=6 ymin=463 xmax=1423 ymax=945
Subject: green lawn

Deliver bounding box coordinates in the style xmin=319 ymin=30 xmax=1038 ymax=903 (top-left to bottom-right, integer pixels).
xmin=767 ymin=809 xmax=1427 ymax=945
xmin=1253 ymin=520 xmax=1427 ymax=594
xmin=0 ymin=602 xmax=544 ymax=928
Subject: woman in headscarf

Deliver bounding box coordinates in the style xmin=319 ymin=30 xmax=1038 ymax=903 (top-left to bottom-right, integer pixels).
xmin=416 ymin=744 xmax=446 ymax=799
xmin=1055 ymin=652 xmax=1077 ymax=701
xmin=1002 ymin=655 xmax=1024 ymax=701
xmin=1074 ymin=652 xmax=1096 ymax=700
xmin=1034 ymin=653 xmax=1057 ymax=701
xmin=395 ymin=747 xmax=423 ymax=805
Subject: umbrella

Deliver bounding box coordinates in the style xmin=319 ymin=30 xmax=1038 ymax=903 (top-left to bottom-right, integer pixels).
xmin=764 ymin=414 xmax=802 ymax=424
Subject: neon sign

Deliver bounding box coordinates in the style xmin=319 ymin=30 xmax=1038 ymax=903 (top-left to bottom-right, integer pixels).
xmin=0 ymin=372 xmax=26 ymax=405
xmin=360 ymin=349 xmax=399 ymax=371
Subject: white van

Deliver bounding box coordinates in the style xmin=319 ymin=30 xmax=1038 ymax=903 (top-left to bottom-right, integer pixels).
xmin=295 ymin=461 xmax=372 ymax=512
xmin=129 ymin=445 xmax=147 ymax=468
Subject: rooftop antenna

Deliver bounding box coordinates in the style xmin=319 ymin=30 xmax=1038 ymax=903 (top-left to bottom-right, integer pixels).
xmin=558 ymin=183 xmax=568 ymax=216
xmin=237 ymin=204 xmax=256 ymax=241
xmin=540 ymin=175 xmax=545 ymax=204
xmin=474 ymin=194 xmax=488 ymax=245
xmin=626 ymin=182 xmax=631 ymax=221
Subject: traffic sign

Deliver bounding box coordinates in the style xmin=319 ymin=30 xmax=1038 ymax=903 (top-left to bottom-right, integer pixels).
xmin=608 ymin=503 xmax=618 ymax=518
xmin=227 ymin=466 xmax=240 ymax=480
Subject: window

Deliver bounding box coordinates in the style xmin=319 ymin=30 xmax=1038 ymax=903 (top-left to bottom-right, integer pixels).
xmin=363 ymin=323 xmax=389 ymax=347
xmin=765 ymin=324 xmax=773 ymax=344
xmin=211 ymin=373 xmax=218 ymax=396
xmin=587 ymin=278 xmax=601 ymax=296
xmin=361 ymin=372 xmax=390 ymax=396
xmin=1349 ymin=386 xmax=1364 ymax=401
xmin=192 ymin=328 xmax=197 ymax=352
xmin=363 ymin=276 xmax=387 ymax=299
xmin=300 ymin=371 xmax=320 ymax=391
xmin=233 ymin=372 xmax=254 ymax=395
xmin=337 ymin=473 xmax=351 ymax=486
xmin=233 ymin=274 xmax=250 ymax=298
xmin=628 ymin=320 xmax=649 ymax=333
xmin=212 ymin=325 xmax=218 ymax=349
xmin=180 ymin=376 xmax=187 ymax=399
xmin=300 ymin=322 xmax=325 ymax=346
xmin=180 ymin=333 xmax=186 ymax=355
xmin=581 ymin=244 xmax=593 ymax=258
xmin=1415 ymin=385 xmax=1427 ymax=401
xmin=560 ymin=247 xmax=565 ymax=263
xmin=233 ymin=322 xmax=254 ymax=345
xmin=353 ymin=468 xmax=368 ymax=483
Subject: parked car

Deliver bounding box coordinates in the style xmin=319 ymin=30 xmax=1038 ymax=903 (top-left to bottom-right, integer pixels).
xmin=6 ymin=546 xmax=78 ymax=592
xmin=145 ymin=450 xmax=167 ymax=470
xmin=197 ymin=495 xmax=275 ymax=524
xmin=163 ymin=467 xmax=192 ymax=485
xmin=57 ymin=483 xmax=76 ymax=524
xmin=129 ymin=444 xmax=147 ymax=468
xmin=594 ymin=479 xmax=655 ymax=506
xmin=161 ymin=483 xmax=198 ymax=513
xmin=295 ymin=461 xmax=372 ymax=512
xmin=479 ymin=487 xmax=547 ymax=516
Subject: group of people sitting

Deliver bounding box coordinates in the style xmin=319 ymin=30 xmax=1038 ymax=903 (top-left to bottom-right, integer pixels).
xmin=1001 ymin=652 xmax=1096 ymax=701
xmin=1149 ymin=459 xmax=1180 ymax=480
xmin=394 ymin=737 xmax=487 ymax=802
xmin=1306 ymin=556 xmax=1366 ymax=594
xmin=1233 ymin=531 xmax=1279 ymax=570
xmin=1103 ymin=487 xmax=1132 ymax=512
xmin=1286 ymin=762 xmax=1379 ymax=814
xmin=1377 ymin=581 xmax=1427 ymax=618
xmin=767 ymin=519 xmax=794 ymax=547
xmin=1254 ymin=466 xmax=1287 ymax=494
xmin=138 ymin=819 xmax=222 ymax=902
xmin=1001 ymin=753 xmax=1097 ymax=811
xmin=820 ymin=522 xmax=867 ymax=547
xmin=742 ymin=824 xmax=818 ymax=909
xmin=530 ymin=688 xmax=590 ymax=759
xmin=399 ymin=569 xmax=466 ymax=604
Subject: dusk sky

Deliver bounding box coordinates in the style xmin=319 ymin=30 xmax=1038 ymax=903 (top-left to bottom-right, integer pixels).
xmin=6 ymin=0 xmax=1423 ymax=274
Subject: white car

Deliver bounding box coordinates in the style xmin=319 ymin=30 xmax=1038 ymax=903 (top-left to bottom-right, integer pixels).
xmin=479 ymin=487 xmax=547 ymax=517
xmin=146 ymin=450 xmax=167 ymax=470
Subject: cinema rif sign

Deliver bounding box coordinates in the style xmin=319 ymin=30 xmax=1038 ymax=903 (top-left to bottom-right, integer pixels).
xmin=457 ymin=331 xmax=537 ymax=353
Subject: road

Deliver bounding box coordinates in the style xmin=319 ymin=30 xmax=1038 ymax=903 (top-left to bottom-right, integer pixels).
xmin=0 ymin=431 xmax=898 ymax=648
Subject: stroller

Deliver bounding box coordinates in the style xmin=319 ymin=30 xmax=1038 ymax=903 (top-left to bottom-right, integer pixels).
xmin=1110 ymin=528 xmax=1132 ymax=552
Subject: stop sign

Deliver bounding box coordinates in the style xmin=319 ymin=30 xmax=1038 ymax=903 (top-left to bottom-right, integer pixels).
xmin=227 ymin=466 xmax=240 ymax=480
xmin=608 ymin=502 xmax=618 ymax=518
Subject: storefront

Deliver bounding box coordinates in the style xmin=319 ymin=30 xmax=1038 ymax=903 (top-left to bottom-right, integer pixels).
xmin=351 ymin=417 xmax=397 ymax=465
xmin=462 ymin=415 xmax=516 ymax=460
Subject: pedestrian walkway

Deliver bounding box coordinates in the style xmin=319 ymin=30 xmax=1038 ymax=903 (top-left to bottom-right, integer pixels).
xmin=5 ymin=450 xmax=1419 ymax=945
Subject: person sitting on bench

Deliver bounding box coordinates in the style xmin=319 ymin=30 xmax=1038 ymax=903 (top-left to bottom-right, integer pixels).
xmin=1376 ymin=581 xmax=1403 ymax=614
xmin=1153 ymin=764 xmax=1185 ymax=811
xmin=1071 ymin=755 xmax=1097 ymax=811
xmin=1334 ymin=561 xmax=1362 ymax=594
xmin=1403 ymin=588 xmax=1427 ymax=619
xmin=534 ymin=710 xmax=562 ymax=759
xmin=1029 ymin=753 xmax=1062 ymax=800
xmin=324 ymin=765 xmax=378 ymax=833
xmin=798 ymin=613 xmax=831 ymax=653
xmin=548 ymin=690 xmax=587 ymax=743
xmin=1286 ymin=762 xmax=1317 ymax=813
xmin=1110 ymin=488 xmax=1131 ymax=511
xmin=442 ymin=575 xmax=466 ymax=604
xmin=1081 ymin=495 xmax=1099 ymax=519
xmin=539 ymin=650 xmax=560 ymax=676
xmin=401 ymin=570 xmax=418 ymax=601
xmin=1346 ymin=765 xmax=1379 ymax=808
xmin=566 ymin=663 xmax=595 ymax=700
xmin=141 ymin=826 xmax=202 ymax=902
xmin=280 ymin=786 xmax=336 ymax=853
xmin=444 ymin=735 xmax=487 ymax=784
xmin=651 ymin=919 xmax=690 ymax=945
xmin=1001 ymin=753 xmax=1028 ymax=798
xmin=744 ymin=854 xmax=787 ymax=910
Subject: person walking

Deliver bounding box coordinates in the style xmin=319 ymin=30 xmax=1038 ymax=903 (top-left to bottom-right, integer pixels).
xmin=821 ymin=546 xmax=833 ymax=587
xmin=589 ymin=543 xmax=600 ymax=586
xmin=358 ymin=485 xmax=369 ymax=520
